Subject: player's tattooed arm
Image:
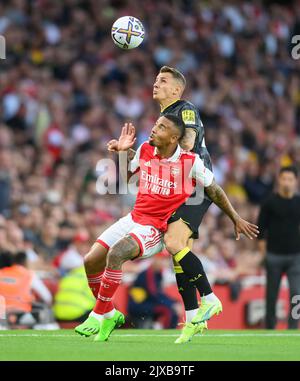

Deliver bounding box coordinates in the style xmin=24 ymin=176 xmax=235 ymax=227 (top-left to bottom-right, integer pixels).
xmin=205 ymin=180 xmax=259 ymax=240
xmin=205 ymin=180 xmax=239 ymax=222
xmin=107 ymin=236 xmax=140 ymax=270
xmin=107 ymin=123 xmax=137 ymax=182
xmin=180 ymin=128 xmax=196 ymax=151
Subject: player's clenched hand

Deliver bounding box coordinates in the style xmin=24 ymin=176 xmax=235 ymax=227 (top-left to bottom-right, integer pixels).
xmin=107 ymin=123 xmax=136 ymax=152
xmin=234 ymin=217 xmax=260 ymax=240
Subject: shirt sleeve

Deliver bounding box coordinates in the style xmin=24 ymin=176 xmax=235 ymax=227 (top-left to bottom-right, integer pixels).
xmin=128 ymin=144 xmax=143 ymax=173
xmin=257 ymin=199 xmax=270 ymax=240
xmin=190 ymin=154 xmax=214 ymax=187
xmin=180 ymin=104 xmax=204 ymax=143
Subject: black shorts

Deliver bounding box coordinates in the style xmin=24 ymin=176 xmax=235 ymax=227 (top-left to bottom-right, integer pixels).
xmin=167 ymin=194 xmax=212 ymax=239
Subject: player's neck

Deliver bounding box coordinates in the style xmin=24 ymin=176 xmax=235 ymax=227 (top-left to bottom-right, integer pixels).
xmin=159 ymin=98 xmax=180 ymax=112
xmin=156 ymin=144 xmax=178 ymax=159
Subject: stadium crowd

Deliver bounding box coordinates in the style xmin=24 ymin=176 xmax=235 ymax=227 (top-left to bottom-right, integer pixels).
xmin=0 ymin=0 xmax=300 ymax=324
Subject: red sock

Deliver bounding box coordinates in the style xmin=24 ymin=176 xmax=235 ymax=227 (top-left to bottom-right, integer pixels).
xmin=93 ymin=268 xmax=122 ymax=315
xmin=104 ymin=301 xmax=114 ymax=314
xmin=87 ymin=272 xmax=103 ymax=298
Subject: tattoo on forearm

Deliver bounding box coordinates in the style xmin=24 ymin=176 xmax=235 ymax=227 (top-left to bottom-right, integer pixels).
xmin=107 ymin=236 xmax=140 ymax=270
xmin=205 ymin=180 xmax=238 ymax=222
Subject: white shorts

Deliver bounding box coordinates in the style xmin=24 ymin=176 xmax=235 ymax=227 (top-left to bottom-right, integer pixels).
xmin=96 ymin=213 xmax=164 ymax=259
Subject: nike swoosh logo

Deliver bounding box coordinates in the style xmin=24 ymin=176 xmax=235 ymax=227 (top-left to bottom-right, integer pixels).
xmin=202 ymin=305 xmax=216 ymax=321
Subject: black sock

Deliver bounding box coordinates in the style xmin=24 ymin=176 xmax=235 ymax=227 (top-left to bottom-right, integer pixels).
xmin=175 ymin=273 xmax=199 ymax=311
xmin=177 ymin=251 xmax=212 ymax=297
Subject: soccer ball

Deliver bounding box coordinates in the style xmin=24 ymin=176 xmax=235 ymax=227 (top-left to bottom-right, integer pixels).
xmin=111 ymin=16 xmax=145 ymax=50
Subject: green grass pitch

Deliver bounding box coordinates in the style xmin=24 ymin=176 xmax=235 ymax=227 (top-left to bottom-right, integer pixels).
xmin=1 ymin=329 xmax=300 ymax=361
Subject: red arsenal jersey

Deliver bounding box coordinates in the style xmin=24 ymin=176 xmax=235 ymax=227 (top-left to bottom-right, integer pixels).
xmin=128 ymin=142 xmax=214 ymax=232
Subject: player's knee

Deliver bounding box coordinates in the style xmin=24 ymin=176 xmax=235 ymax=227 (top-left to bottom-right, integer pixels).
xmin=83 ymin=252 xmax=95 ymax=273
xmin=164 ymin=233 xmax=187 ymax=256
xmin=107 ymin=249 xmax=117 ymax=262
xmin=84 ymin=250 xmax=105 ymax=273
xmin=107 ymin=247 xmax=126 ymax=267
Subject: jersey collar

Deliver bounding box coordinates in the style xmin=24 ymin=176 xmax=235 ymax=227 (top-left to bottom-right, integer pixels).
xmin=153 ymin=144 xmax=181 ymax=162
xmin=160 ymin=99 xmax=180 ymax=112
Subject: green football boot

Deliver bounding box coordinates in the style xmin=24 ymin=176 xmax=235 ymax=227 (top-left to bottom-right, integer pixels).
xmin=191 ymin=297 xmax=223 ymax=324
xmin=94 ymin=310 xmax=125 ymax=342
xmin=175 ymin=321 xmax=208 ymax=344
xmin=75 ymin=315 xmax=101 ymax=337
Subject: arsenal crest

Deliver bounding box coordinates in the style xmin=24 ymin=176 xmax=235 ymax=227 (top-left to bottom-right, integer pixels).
xmin=170 ymin=166 xmax=180 ymax=177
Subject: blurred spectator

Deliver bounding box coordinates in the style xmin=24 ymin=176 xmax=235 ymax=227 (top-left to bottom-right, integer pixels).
xmin=0 ymin=251 xmax=54 ymax=328
xmin=195 ymin=237 xmax=261 ymax=301
xmin=52 ymin=232 xmax=95 ymax=323
xmin=128 ymin=252 xmax=182 ymax=329
xmin=35 ymin=219 xmax=59 ymax=263
xmin=56 ymin=220 xmax=76 ymax=252
xmin=0 ymin=148 xmax=12 ymax=214
xmin=53 ymin=229 xmax=90 ymax=274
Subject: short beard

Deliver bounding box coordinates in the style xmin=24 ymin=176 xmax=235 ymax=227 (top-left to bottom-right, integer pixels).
xmin=149 ymin=140 xmax=155 ymax=146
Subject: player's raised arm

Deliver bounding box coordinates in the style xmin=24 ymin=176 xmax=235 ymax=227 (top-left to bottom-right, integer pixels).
xmin=107 ymin=123 xmax=139 ymax=182
xmin=107 ymin=123 xmax=137 ymax=162
xmin=107 ymin=123 xmax=136 ymax=152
